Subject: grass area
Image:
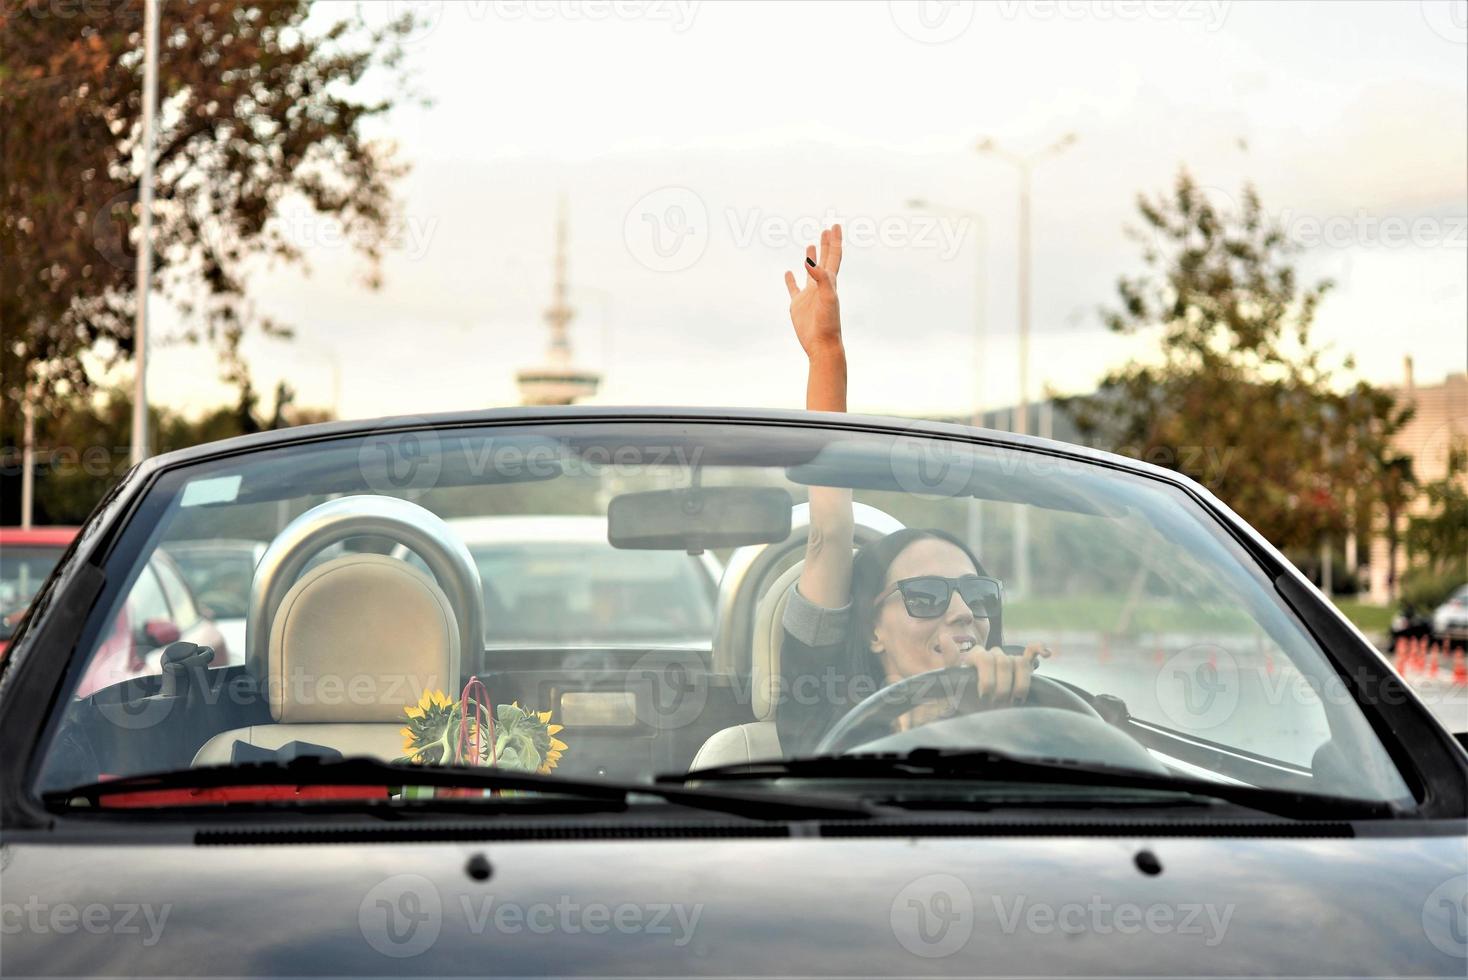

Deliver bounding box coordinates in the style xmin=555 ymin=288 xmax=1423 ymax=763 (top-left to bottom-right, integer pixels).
xmin=1331 ymin=599 xmax=1393 ymax=635
xmin=1005 ymin=597 xmax=1256 ymax=636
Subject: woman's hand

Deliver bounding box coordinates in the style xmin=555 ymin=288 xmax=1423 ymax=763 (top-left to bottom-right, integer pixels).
xmin=960 ymin=642 xmax=1052 ymax=705
xmin=784 ymin=224 xmax=843 ymax=359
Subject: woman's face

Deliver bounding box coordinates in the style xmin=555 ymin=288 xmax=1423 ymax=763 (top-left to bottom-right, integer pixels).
xmin=870 ymin=538 xmax=991 ymax=682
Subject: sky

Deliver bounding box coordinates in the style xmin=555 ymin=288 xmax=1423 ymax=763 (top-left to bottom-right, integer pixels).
xmin=142 ymin=0 xmax=1468 ymax=423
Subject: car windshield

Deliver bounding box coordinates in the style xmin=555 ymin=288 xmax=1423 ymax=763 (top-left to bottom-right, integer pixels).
xmin=1 ymin=546 xmax=66 ymax=629
xmin=35 ymin=420 xmax=1410 ymax=807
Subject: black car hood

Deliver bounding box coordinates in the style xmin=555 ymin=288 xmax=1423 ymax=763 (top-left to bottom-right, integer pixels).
xmin=2 ymin=830 xmax=1464 ymax=976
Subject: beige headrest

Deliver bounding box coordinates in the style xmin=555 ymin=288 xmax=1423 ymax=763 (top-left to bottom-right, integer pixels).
xmin=266 ymin=554 xmax=460 ymax=724
xmin=750 ymin=562 xmax=806 ymax=722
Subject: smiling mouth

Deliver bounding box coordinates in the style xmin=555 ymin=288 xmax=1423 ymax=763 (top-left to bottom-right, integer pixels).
xmin=937 ymin=635 xmax=977 ymax=655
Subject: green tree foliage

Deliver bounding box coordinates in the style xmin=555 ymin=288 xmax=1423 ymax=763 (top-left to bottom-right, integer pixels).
xmin=1408 ymin=442 xmax=1468 ymax=573
xmin=0 ymin=0 xmax=421 ymax=407
xmin=1061 ymin=169 xmax=1413 ymax=553
xmin=6 ymin=382 xmax=331 ymax=525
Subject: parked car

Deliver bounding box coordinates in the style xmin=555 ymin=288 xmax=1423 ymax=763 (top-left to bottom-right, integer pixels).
xmin=0 ymin=409 xmax=1464 ymax=978
xmin=391 ymin=515 xmax=721 ymax=649
xmin=1432 ymin=584 xmax=1468 ymax=644
xmin=161 ymin=539 xmax=267 ymax=660
xmin=0 ymin=526 xmax=228 ymax=692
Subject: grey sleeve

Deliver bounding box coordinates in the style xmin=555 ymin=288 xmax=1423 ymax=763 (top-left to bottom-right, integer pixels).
xmin=781 ymin=583 xmax=852 ymax=648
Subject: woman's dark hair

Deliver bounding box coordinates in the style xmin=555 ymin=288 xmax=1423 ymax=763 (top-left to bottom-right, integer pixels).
xmin=844 ymin=527 xmax=1000 ymax=683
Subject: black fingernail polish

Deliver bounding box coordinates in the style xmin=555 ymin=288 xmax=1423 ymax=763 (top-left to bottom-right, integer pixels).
xmin=805 ymin=257 xmax=815 ymax=267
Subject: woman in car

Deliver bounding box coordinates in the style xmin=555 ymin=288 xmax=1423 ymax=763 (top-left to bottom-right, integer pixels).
xmin=777 ymin=223 xmax=1050 ymax=756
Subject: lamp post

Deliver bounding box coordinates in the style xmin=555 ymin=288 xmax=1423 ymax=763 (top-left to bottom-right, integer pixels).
xmin=906 ymin=198 xmax=988 ymax=558
xmin=975 ymin=132 xmax=1077 ymax=598
xmin=129 ymin=0 xmax=161 ymax=465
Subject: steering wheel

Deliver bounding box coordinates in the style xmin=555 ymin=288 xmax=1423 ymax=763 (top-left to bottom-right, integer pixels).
xmin=813 ymin=663 xmax=1102 ymax=755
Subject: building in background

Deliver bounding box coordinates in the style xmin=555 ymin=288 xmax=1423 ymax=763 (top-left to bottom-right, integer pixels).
xmin=516 ymin=203 xmax=601 ymax=407
xmin=1367 ymin=362 xmax=1468 ymax=604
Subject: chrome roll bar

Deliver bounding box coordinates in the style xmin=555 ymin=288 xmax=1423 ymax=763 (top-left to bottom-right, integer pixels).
xmin=246 ymin=495 xmax=483 ymax=678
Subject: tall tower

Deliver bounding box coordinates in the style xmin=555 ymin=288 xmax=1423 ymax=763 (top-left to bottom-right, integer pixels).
xmin=516 ymin=201 xmax=602 ymax=406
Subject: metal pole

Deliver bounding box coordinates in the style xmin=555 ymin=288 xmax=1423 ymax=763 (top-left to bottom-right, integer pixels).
xmin=1015 ymin=163 xmax=1031 ymax=438
xmin=20 ymin=395 xmax=35 ymax=530
xmin=129 ymin=0 xmax=160 ymax=466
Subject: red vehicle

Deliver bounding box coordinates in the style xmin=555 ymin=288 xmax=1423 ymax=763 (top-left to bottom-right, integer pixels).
xmin=0 ymin=526 xmax=228 ymax=696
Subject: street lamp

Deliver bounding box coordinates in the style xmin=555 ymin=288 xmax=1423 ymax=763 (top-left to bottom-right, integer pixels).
xmin=905 ymin=198 xmax=988 ymax=427
xmin=974 ymin=133 xmax=1077 ymax=598
xmin=129 ymin=0 xmax=161 ymax=465
xmin=975 ymin=132 xmax=1077 ymax=437
xmin=907 ymin=197 xmax=989 ymax=560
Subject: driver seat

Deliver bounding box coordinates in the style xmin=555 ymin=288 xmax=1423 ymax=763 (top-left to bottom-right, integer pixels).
xmin=688 ymin=562 xmax=806 ymax=769
xmin=192 ymin=553 xmax=461 ymax=765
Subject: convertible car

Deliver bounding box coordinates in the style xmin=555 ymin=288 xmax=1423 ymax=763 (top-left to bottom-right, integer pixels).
xmin=0 ymin=407 xmax=1464 ymax=977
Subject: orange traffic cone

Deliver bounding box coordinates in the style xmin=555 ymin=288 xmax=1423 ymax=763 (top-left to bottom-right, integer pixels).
xmin=1453 ymin=649 xmax=1467 ymax=687
xmin=1429 ymin=645 xmax=1441 ymax=679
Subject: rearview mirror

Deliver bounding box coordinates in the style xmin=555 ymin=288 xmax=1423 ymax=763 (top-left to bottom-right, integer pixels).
xmin=138 ymin=619 xmax=181 ymax=648
xmin=607 ymin=487 xmax=793 ymax=552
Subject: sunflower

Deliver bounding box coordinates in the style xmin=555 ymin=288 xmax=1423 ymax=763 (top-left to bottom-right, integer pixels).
xmin=397 ymin=690 xmax=567 ymax=773
xmin=490 ymin=702 xmax=569 ymax=774
xmin=396 ymin=689 xmax=461 ymax=765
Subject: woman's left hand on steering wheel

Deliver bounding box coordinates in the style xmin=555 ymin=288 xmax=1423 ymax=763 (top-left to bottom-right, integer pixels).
xmin=956 ymin=642 xmax=1051 ymax=706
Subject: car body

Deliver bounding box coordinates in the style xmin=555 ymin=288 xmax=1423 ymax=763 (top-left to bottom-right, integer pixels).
xmin=1432 ymin=585 xmax=1468 ymax=643
xmin=0 ymin=407 xmax=1463 ymax=978
xmin=0 ymin=526 xmax=229 ymax=689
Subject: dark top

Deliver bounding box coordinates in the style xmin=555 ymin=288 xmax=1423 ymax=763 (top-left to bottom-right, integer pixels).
xmin=774 ymin=586 xmax=892 ymax=756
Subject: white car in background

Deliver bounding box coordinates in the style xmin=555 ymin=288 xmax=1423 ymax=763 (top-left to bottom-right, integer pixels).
xmin=161 ymin=539 xmax=267 ymax=660
xmin=1432 ymin=584 xmax=1468 ymax=642
xmin=393 ymin=515 xmax=722 ymax=650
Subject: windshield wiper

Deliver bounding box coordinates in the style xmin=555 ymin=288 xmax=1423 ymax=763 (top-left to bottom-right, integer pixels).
xmin=663 ymin=749 xmax=1404 ymax=820
xmin=44 ymin=756 xmax=877 ymax=821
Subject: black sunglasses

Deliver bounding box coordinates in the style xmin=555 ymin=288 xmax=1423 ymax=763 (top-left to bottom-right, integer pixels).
xmin=877 ymin=575 xmax=1003 ymax=620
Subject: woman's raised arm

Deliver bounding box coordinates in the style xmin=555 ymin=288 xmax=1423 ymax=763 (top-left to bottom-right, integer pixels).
xmin=784 ymin=225 xmax=854 ymax=609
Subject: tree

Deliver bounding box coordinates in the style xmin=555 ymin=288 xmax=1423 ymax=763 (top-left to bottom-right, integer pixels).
xmin=1062 ymin=169 xmax=1413 ymax=554
xmin=0 ymin=0 xmax=421 ymax=408
xmin=1408 ymin=442 xmax=1468 ymax=573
